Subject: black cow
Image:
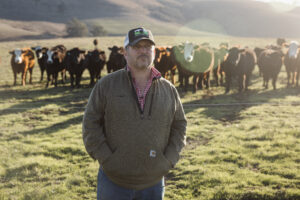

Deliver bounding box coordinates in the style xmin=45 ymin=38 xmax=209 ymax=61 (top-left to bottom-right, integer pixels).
xmin=45 ymin=45 xmax=67 ymax=88
xmin=258 ymin=46 xmax=284 ymax=90
xmin=83 ymin=49 xmax=106 ymax=86
xmin=65 ymin=48 xmax=86 ymax=88
xmin=31 ymin=46 xmax=48 ymax=82
xmin=106 ymin=46 xmax=126 ymax=73
xmin=154 ymin=47 xmax=176 ymax=84
xmin=221 ymin=47 xmax=256 ymax=93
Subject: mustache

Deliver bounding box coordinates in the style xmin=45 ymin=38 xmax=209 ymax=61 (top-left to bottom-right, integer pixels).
xmin=138 ymin=54 xmax=149 ymax=58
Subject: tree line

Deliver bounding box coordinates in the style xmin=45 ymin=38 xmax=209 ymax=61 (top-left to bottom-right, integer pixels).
xmin=66 ymin=18 xmax=108 ymax=37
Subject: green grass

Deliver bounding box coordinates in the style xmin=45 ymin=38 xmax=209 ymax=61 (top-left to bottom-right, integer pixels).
xmin=0 ymin=36 xmax=299 ymax=199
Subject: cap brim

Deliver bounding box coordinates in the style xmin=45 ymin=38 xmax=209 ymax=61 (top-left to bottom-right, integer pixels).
xmin=130 ymin=38 xmax=155 ymax=46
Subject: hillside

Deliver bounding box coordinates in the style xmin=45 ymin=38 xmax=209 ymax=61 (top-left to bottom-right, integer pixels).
xmin=0 ymin=0 xmax=300 ymax=41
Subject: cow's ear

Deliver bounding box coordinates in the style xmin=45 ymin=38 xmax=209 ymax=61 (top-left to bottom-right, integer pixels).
xmin=9 ymin=51 xmax=14 ymax=55
xmin=108 ymin=47 xmax=112 ymax=50
xmin=31 ymin=47 xmax=36 ymax=50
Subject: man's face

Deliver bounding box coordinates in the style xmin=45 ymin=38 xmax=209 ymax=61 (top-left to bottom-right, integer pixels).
xmin=124 ymin=40 xmax=155 ymax=70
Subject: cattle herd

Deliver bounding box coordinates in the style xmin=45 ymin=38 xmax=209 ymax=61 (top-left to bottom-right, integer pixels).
xmin=7 ymin=38 xmax=300 ymax=93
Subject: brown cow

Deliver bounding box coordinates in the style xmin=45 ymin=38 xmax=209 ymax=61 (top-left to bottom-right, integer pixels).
xmin=9 ymin=48 xmax=35 ymax=86
xmin=284 ymin=41 xmax=300 ymax=87
xmin=258 ymin=46 xmax=284 ymax=90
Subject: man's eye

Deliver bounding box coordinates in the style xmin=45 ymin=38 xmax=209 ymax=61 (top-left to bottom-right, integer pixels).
xmin=133 ymin=45 xmax=151 ymax=49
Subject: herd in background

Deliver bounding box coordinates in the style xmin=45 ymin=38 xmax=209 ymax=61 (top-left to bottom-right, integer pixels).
xmin=7 ymin=38 xmax=300 ymax=93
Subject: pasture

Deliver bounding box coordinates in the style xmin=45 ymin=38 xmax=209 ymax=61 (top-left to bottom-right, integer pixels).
xmin=0 ymin=36 xmax=299 ymax=200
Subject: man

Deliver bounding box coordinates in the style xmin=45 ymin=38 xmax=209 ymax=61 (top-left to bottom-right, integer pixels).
xmin=82 ymin=27 xmax=187 ymax=200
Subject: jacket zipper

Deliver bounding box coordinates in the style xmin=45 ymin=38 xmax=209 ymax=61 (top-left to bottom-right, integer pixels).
xmin=127 ymin=71 xmax=156 ymax=119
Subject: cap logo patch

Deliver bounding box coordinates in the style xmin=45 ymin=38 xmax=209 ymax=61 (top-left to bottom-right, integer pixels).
xmin=134 ymin=29 xmax=149 ymax=37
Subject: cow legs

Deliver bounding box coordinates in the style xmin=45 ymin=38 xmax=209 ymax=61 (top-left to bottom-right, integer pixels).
xmin=245 ymin=74 xmax=251 ymax=91
xmin=287 ymin=72 xmax=291 ymax=87
xmin=198 ymin=74 xmax=203 ymax=90
xmin=225 ymin=74 xmax=232 ymax=93
xmin=296 ymin=71 xmax=299 ymax=87
xmin=88 ymin=69 xmax=95 ymax=86
xmin=61 ymin=70 xmax=66 ymax=84
xmin=213 ymin=68 xmax=219 ymax=86
xmin=75 ymin=71 xmax=83 ymax=88
xmin=54 ymin=72 xmax=58 ymax=87
xmin=170 ymin=68 xmax=176 ymax=85
xmin=46 ymin=73 xmax=51 ymax=88
xmin=184 ymin=75 xmax=189 ymax=92
xmin=29 ymin=68 xmax=33 ymax=84
xmin=263 ymin=73 xmax=268 ymax=89
xmin=205 ymin=73 xmax=210 ymax=89
xmin=21 ymin=71 xmax=26 ymax=86
xmin=70 ymin=73 xmax=75 ymax=88
xmin=272 ymin=76 xmax=277 ymax=90
xmin=40 ymin=69 xmax=44 ymax=82
xmin=192 ymin=75 xmax=198 ymax=93
xmin=13 ymin=72 xmax=17 ymax=86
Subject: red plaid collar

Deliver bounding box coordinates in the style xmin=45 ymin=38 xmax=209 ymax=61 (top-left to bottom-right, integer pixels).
xmin=126 ymin=65 xmax=161 ymax=111
xmin=126 ymin=65 xmax=161 ymax=79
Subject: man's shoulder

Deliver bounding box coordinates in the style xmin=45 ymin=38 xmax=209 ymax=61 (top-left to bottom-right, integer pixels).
xmin=157 ymin=77 xmax=176 ymax=89
xmin=97 ymin=68 xmax=127 ymax=85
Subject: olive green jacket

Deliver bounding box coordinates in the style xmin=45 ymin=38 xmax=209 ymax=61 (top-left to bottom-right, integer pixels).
xmin=82 ymin=69 xmax=187 ymax=190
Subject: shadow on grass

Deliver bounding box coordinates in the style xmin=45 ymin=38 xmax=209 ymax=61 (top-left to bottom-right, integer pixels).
xmin=19 ymin=115 xmax=83 ymax=136
xmin=0 ymin=84 xmax=93 ymax=117
xmin=182 ymin=86 xmax=300 ymax=123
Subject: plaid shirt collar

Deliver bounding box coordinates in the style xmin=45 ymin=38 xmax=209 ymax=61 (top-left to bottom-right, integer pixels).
xmin=126 ymin=65 xmax=161 ymax=111
xmin=126 ymin=65 xmax=161 ymax=79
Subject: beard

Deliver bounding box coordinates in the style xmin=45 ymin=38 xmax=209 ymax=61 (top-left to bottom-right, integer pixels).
xmin=135 ymin=55 xmax=153 ymax=69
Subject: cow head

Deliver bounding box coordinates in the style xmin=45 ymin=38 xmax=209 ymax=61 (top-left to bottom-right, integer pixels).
xmin=31 ymin=46 xmax=44 ymax=59
xmin=9 ymin=49 xmax=24 ymax=64
xmin=288 ymin=41 xmax=299 ymax=59
xmin=46 ymin=50 xmax=54 ymax=64
xmin=67 ymin=48 xmax=86 ymax=65
xmin=184 ymin=42 xmax=199 ymax=63
xmin=226 ymin=47 xmax=241 ymax=66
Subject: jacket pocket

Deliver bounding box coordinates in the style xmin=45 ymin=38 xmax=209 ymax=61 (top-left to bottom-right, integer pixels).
xmin=146 ymin=150 xmax=172 ymax=178
xmin=101 ymin=148 xmax=121 ymax=174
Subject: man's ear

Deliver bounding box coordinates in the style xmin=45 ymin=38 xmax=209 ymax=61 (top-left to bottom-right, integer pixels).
xmin=123 ymin=47 xmax=128 ymax=59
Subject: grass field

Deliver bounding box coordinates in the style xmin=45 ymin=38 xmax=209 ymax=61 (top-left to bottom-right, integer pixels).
xmin=0 ymin=36 xmax=299 ymax=200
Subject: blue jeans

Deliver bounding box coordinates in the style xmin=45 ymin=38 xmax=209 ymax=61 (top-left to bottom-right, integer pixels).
xmin=97 ymin=167 xmax=165 ymax=200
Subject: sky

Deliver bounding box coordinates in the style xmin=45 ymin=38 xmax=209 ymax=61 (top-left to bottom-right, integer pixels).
xmin=255 ymin=0 xmax=300 ymax=5
xmin=255 ymin=0 xmax=300 ymax=12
